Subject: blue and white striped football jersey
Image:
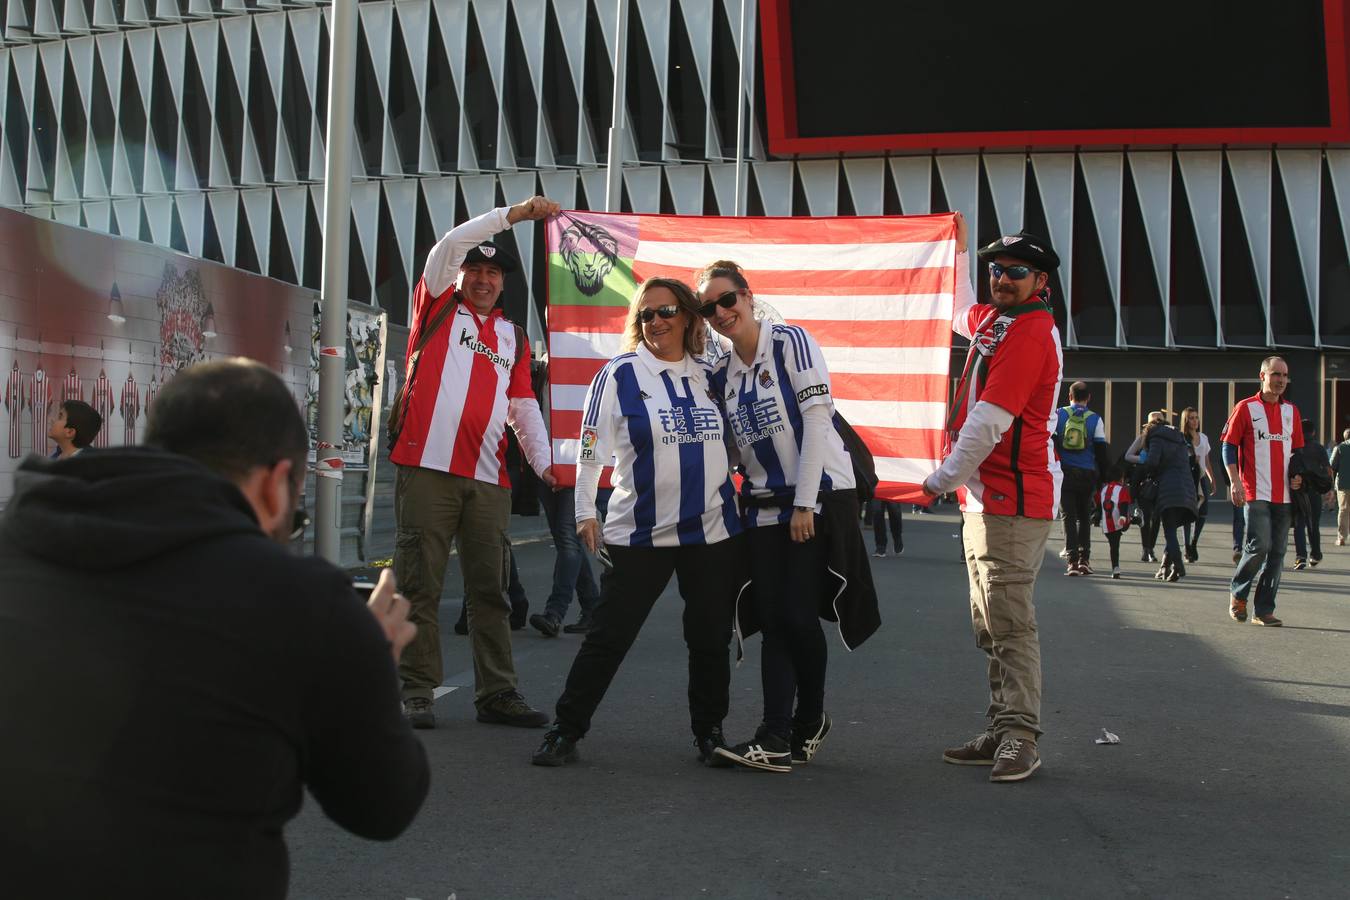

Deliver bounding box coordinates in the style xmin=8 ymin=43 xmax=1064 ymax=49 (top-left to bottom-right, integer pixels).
xmin=577 ymin=344 xmax=741 ymax=547
xmin=709 ymin=323 xmax=855 ymax=528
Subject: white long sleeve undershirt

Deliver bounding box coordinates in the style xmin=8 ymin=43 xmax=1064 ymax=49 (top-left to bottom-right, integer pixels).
xmin=506 ymin=397 xmax=552 ymax=478
xmin=574 ymin=461 xmax=603 ymax=522
xmin=793 ymin=404 xmax=832 ymax=508
xmin=923 ymin=399 xmax=1016 ymax=495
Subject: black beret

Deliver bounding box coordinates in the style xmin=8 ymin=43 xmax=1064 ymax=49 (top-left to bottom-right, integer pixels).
xmin=462 ymin=240 xmax=519 ymax=273
xmin=976 ymin=231 xmax=1060 ymax=272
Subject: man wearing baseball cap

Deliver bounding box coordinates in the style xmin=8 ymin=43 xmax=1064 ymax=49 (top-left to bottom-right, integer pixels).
xmin=922 ymin=217 xmax=1064 ymax=782
xmin=390 ymin=195 xmax=560 ymax=729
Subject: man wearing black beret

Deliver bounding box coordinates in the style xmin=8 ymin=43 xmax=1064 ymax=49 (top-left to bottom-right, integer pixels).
xmin=923 ymin=216 xmax=1064 ymax=783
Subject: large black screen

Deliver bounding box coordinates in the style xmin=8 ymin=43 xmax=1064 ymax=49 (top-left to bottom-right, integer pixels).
xmin=786 ymin=0 xmax=1332 ymax=137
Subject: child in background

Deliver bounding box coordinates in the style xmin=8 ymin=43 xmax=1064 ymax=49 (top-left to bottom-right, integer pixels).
xmin=1096 ymin=465 xmax=1133 ymax=579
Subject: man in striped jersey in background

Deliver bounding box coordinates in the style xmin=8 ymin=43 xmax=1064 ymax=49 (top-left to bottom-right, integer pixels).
xmin=390 ymin=195 xmax=560 ymax=730
xmin=1223 ymin=356 xmax=1303 ymax=627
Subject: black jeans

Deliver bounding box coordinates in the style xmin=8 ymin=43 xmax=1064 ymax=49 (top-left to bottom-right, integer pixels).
xmin=1061 ymin=467 xmax=1096 ymax=564
xmin=1106 ymin=531 xmax=1122 ymax=568
xmin=1161 ymin=508 xmax=1187 ymax=559
xmin=748 ymin=521 xmax=829 ymax=741
xmin=1139 ymin=500 xmax=1161 ymax=555
xmin=870 ymin=499 xmax=903 ymax=553
xmin=553 ymin=536 xmax=746 ymax=740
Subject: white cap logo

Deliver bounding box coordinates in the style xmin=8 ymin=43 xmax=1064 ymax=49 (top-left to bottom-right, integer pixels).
xmin=478 ymin=244 xmax=496 ymax=257
xmin=1001 ymin=236 xmax=1020 ymax=246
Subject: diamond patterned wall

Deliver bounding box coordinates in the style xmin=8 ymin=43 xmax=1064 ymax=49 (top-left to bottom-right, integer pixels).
xmin=2 ymin=0 xmax=1348 ymax=350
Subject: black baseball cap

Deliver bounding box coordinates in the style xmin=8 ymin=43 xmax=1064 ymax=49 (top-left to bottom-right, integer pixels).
xmin=462 ymin=241 xmax=519 ymax=273
xmin=977 ymin=231 xmax=1060 ymax=272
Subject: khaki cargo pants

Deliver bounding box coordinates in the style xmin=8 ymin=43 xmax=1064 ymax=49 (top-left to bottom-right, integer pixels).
xmin=961 ymin=512 xmax=1052 ymax=741
xmin=394 ymin=465 xmax=515 ymax=706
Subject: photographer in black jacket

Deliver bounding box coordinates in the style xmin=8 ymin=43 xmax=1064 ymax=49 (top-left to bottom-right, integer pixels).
xmin=0 ymin=358 xmax=429 ymax=900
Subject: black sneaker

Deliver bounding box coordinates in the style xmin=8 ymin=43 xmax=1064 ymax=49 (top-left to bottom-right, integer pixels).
xmin=402 ymin=696 xmax=436 ymax=730
xmin=563 ymin=613 xmax=593 ymax=634
xmin=531 ymin=728 xmax=580 ymax=767
xmin=1293 ymin=558 xmax=1307 ymax=570
xmin=790 ymin=712 xmax=832 ymax=765
xmin=529 ymin=612 xmax=561 ymax=637
xmin=695 ymin=726 xmax=733 ymax=768
xmin=714 ymin=730 xmax=792 ymax=772
xmin=476 ymin=690 xmax=549 ymax=728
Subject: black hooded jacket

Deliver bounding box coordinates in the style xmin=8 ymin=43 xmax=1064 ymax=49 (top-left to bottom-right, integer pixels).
xmin=0 ymin=449 xmax=428 ymax=899
xmin=1144 ymin=424 xmax=1198 ymax=524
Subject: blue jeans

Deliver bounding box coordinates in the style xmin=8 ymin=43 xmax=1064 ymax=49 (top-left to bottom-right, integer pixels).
xmin=1231 ymin=501 xmax=1291 ymax=616
xmin=1293 ymin=499 xmax=1322 ymax=561
xmin=1231 ymin=503 xmax=1244 ymax=551
xmin=540 ymin=487 xmax=601 ymax=622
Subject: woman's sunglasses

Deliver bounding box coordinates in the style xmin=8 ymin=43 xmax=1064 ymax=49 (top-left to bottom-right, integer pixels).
xmin=988 ymin=262 xmax=1038 ymax=281
xmin=638 ymin=304 xmax=681 ymax=324
xmin=698 ymin=290 xmax=741 ymax=318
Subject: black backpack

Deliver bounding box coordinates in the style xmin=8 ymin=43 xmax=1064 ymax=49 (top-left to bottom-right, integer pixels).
xmin=1295 ymin=444 xmax=1334 ymax=494
xmin=833 ymin=412 xmax=878 ymax=503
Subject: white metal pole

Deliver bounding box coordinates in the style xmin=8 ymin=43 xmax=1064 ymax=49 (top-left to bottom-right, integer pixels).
xmin=605 ymin=0 xmax=629 ymax=213
xmin=732 ymin=0 xmax=750 ymax=215
xmin=315 ymin=0 xmax=358 ymax=564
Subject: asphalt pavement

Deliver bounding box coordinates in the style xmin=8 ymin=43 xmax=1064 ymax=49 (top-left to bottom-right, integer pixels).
xmin=288 ymin=501 xmax=1350 ymax=899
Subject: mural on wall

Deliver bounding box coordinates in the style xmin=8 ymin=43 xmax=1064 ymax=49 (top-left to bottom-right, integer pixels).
xmin=304 ymin=301 xmax=387 ymax=472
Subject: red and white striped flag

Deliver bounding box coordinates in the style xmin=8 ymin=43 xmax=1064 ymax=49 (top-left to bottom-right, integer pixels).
xmin=5 ymin=361 xmax=21 ymax=458
xmin=91 ymin=369 xmax=114 ymax=447
xmin=120 ymin=372 xmax=140 ymax=446
xmin=62 ymin=368 xmax=82 ymax=404
xmin=545 ymin=211 xmax=957 ymax=502
xmin=29 ymin=367 xmax=51 ymax=453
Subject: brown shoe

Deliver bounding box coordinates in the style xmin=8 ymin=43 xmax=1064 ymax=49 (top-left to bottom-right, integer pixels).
xmin=1252 ymin=613 xmax=1283 ymax=627
xmin=942 ymin=731 xmax=998 ymax=766
xmin=989 ymin=737 xmax=1040 ymax=782
xmin=1229 ymin=597 xmax=1248 ymax=623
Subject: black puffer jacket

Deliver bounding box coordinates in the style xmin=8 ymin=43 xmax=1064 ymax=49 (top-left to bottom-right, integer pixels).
xmin=1145 ymin=424 xmax=1198 ymax=523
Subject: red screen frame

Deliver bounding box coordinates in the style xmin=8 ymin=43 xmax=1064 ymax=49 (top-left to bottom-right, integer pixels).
xmin=760 ymin=0 xmax=1350 ymax=154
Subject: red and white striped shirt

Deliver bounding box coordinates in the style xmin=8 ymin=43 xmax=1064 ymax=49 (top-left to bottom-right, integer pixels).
xmin=29 ymin=368 xmax=51 ymax=453
xmin=120 ymin=373 xmax=140 ymax=446
xmin=62 ymin=369 xmax=82 ymax=403
xmin=388 ymin=208 xmax=549 ymax=486
xmin=5 ymin=362 xmax=21 ymax=458
xmin=1097 ymin=481 xmax=1132 ymax=534
xmin=91 ymin=370 xmax=114 ymax=447
xmin=1222 ymin=393 xmax=1303 ymax=503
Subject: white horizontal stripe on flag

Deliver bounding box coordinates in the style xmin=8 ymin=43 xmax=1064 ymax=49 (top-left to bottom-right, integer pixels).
xmin=832 ymin=399 xmax=947 ymax=430
xmin=554 ymin=437 xmax=615 ymax=467
xmin=875 ymin=457 xmax=943 ymax=482
xmin=634 ymin=239 xmax=955 ymax=272
xmin=761 ymin=293 xmax=952 ymax=322
xmin=551 ymin=331 xmax=623 ymax=359
xmin=821 ymin=346 xmax=950 ymax=375
xmin=551 ymin=383 xmax=590 ymax=411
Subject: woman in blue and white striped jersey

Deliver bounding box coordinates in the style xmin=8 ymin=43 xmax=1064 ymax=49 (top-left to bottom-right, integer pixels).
xmin=531 ymin=276 xmax=748 ymax=768
xmin=698 ymin=259 xmax=858 ymax=773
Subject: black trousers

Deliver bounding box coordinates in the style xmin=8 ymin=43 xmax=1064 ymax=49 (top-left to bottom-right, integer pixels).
xmin=553 ymin=536 xmax=745 ymax=741
xmin=1139 ymin=500 xmax=1161 ymax=554
xmin=1106 ymin=531 xmax=1122 ymax=568
xmin=870 ymin=499 xmax=903 ymax=553
xmin=1061 ymin=467 xmax=1096 ymax=564
xmin=748 ymin=521 xmax=829 ymax=740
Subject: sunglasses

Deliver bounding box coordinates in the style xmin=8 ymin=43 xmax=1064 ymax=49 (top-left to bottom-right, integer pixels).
xmin=638 ymin=305 xmax=681 ymax=324
xmin=988 ymin=262 xmax=1038 ymax=281
xmin=697 ymin=290 xmax=741 ymax=318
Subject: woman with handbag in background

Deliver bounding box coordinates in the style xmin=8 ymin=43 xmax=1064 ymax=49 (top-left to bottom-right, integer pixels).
xmin=1125 ymin=410 xmax=1168 ymax=563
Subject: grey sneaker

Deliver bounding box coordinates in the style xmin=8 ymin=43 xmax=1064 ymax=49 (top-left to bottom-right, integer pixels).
xmin=402 ymin=696 xmax=435 ymax=730
xmin=476 ymin=690 xmax=549 ymax=728
xmin=989 ymin=737 xmax=1040 ymax=782
xmin=942 ymin=731 xmax=998 ymax=766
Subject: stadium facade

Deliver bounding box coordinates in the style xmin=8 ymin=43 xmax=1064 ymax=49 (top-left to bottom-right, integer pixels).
xmin=3 ymin=0 xmax=1350 ymax=447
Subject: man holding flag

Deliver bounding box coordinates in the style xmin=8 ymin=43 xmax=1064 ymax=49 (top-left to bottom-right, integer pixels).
xmin=923 ymin=215 xmax=1063 ymax=784
xmin=390 ymin=195 xmax=559 ymax=730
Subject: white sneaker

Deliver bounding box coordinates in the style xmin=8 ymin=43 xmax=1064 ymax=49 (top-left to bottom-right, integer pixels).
xmin=1111 ymin=567 xmax=1122 ymax=579
xmin=1058 ymin=547 xmax=1071 ymax=559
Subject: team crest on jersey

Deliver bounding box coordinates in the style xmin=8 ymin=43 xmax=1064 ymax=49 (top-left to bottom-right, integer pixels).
xmin=579 ymin=427 xmax=598 ymax=460
xmin=758 ymin=370 xmax=774 ymax=389
xmin=973 ymin=319 xmax=1011 ymax=358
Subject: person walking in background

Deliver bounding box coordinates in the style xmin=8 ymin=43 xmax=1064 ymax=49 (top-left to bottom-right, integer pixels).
xmin=925 ymin=218 xmax=1063 ymax=784
xmin=870 ymin=498 xmax=904 ymax=558
xmin=1224 ymin=356 xmax=1303 ymax=627
xmin=1291 ymin=419 xmax=1333 ymax=569
xmin=1095 ymin=465 xmax=1132 ymax=579
xmin=1141 ymin=416 xmax=1198 ymax=582
xmin=1179 ymin=407 xmax=1214 ymax=562
xmin=389 ymin=195 xmax=560 ymax=731
xmin=1125 ymin=410 xmax=1167 ymax=563
xmin=1053 ymin=381 xmax=1111 ymax=575
xmin=697 ymin=259 xmax=878 ymax=773
xmin=531 ymin=277 xmax=747 ymax=768
xmin=1222 ymin=419 xmax=1245 ymax=562
xmin=1331 ymin=428 xmax=1350 ymax=546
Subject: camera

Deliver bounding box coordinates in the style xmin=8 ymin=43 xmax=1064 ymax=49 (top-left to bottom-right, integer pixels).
xmin=352 ymin=581 xmax=377 ymax=601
